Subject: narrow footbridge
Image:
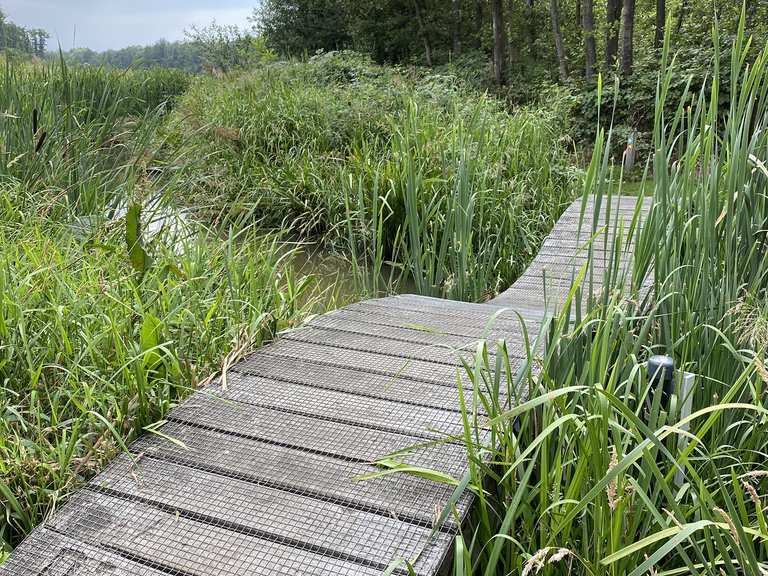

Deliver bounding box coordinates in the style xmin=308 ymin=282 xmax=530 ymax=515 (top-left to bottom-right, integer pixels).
xmin=1 ymin=195 xmax=651 ymax=576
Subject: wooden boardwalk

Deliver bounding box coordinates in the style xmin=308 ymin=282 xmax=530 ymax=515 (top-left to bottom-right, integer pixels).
xmin=1 ymin=195 xmax=651 ymax=576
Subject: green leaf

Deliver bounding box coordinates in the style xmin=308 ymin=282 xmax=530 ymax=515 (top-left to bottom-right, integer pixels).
xmin=126 ymin=203 xmax=150 ymax=276
xmin=354 ymin=458 xmax=462 ymax=488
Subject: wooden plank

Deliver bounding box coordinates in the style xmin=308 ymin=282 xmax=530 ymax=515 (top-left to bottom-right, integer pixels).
xmin=230 ymin=352 xmax=478 ymax=413
xmin=312 ymin=307 xmax=529 ymax=344
xmin=378 ymin=295 xmax=543 ymax=322
xmin=254 ymin=339 xmax=512 ymax=388
xmin=309 ymin=314 xmax=500 ymax=351
xmin=211 ymin=372 xmax=471 ymax=437
xmin=131 ymin=421 xmax=471 ymax=526
xmin=167 ymin=392 xmax=470 ymax=476
xmin=91 ymin=454 xmax=449 ymax=574
xmin=284 ymin=325 xmax=478 ymax=365
xmin=48 ymin=491 xmax=386 ymax=576
xmin=0 ymin=528 xmax=168 ymax=576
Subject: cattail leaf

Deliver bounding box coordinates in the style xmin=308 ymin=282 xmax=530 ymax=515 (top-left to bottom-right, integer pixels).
xmin=126 ymin=203 xmax=150 ymax=276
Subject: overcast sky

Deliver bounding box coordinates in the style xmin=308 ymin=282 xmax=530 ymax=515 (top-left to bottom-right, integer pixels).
xmin=2 ymin=1 xmax=256 ymax=51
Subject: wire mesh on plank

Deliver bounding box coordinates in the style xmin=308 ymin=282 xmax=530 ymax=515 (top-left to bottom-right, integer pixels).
xmin=83 ymin=454 xmax=450 ymax=574
xmin=230 ymin=352 xmax=478 ymax=413
xmin=165 ymin=390 xmax=472 ymax=476
xmin=210 ymin=371 xmax=472 ymax=438
xmin=47 ymin=490 xmax=387 ymax=576
xmin=131 ymin=422 xmax=472 ymax=528
xmin=0 ymin=528 xmax=168 ymax=576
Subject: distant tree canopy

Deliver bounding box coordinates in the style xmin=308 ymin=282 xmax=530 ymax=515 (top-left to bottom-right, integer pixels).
xmin=253 ymin=0 xmax=768 ymax=85
xmin=0 ymin=8 xmax=48 ymax=57
xmin=62 ymin=40 xmax=204 ymax=73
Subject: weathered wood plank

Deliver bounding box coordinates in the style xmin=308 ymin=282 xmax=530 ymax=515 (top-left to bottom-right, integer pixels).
xmin=131 ymin=421 xmax=471 ymax=526
xmin=312 ymin=308 xmax=529 ymax=345
xmin=283 ymin=325 xmax=494 ymax=366
xmin=254 ymin=339 xmax=512 ymax=388
xmin=211 ymin=371 xmax=471 ymax=437
xmin=48 ymin=491 xmax=387 ymax=576
xmin=91 ymin=454 xmax=449 ymax=574
xmin=167 ymin=392 xmax=470 ymax=476
xmin=355 ymin=298 xmax=544 ymax=335
xmin=230 ymin=352 xmax=478 ymax=413
xmin=0 ymin=528 xmax=168 ymax=576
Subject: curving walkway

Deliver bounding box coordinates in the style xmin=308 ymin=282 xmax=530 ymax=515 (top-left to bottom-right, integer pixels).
xmin=0 ymin=195 xmax=651 ymax=576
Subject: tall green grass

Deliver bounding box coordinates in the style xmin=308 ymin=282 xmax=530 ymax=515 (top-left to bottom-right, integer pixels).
xmin=0 ymin=58 xmax=189 ymax=213
xmin=388 ymin=15 xmax=768 ymax=576
xmin=0 ymin=59 xmax=320 ymax=554
xmin=170 ymin=51 xmax=577 ymax=301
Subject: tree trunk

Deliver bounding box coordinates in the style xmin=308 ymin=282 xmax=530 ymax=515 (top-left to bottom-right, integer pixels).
xmin=475 ymin=0 xmax=484 ymax=49
xmin=621 ymin=0 xmax=635 ymax=75
xmin=491 ymin=0 xmax=508 ymax=84
xmin=525 ymin=0 xmax=537 ymax=63
xmin=413 ymin=0 xmax=433 ymax=66
xmin=550 ymin=0 xmax=568 ymax=81
xmin=582 ymin=0 xmax=597 ymax=81
xmin=605 ymin=0 xmax=622 ymax=69
xmin=675 ymin=0 xmax=688 ymax=34
xmin=452 ymin=0 xmax=462 ymax=57
xmin=654 ymin=0 xmax=665 ymax=49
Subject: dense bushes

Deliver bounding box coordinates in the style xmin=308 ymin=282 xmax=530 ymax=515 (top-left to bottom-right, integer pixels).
xmin=170 ymin=51 xmax=578 ymax=300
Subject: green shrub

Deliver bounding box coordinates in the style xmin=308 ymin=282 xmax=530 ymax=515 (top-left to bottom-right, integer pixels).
xmin=169 ymin=51 xmax=578 ymax=300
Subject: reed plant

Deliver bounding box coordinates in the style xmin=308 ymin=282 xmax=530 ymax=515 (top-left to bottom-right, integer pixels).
xmin=170 ymin=52 xmax=577 ymax=301
xmin=0 ymin=58 xmax=319 ymax=554
xmin=389 ymin=14 xmax=768 ymax=575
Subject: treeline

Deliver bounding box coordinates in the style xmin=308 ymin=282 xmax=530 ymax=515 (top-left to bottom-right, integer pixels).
xmin=0 ymin=9 xmax=48 ymax=57
xmin=62 ymin=40 xmax=203 ymax=73
xmin=254 ymin=1 xmax=768 ymax=85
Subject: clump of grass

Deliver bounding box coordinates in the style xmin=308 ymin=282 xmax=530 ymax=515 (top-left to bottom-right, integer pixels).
xmin=0 ymin=189 xmax=316 ymax=552
xmin=169 ymin=51 xmax=577 ymax=301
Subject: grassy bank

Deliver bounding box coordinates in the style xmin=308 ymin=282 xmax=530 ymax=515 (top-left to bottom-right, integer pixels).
xmin=419 ymin=24 xmax=768 ymax=576
xmin=169 ymin=51 xmax=578 ymax=301
xmin=0 ymin=61 xmax=320 ymax=553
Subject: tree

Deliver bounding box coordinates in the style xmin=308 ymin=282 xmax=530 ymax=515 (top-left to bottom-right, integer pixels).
xmin=550 ymin=0 xmax=568 ymax=81
xmin=491 ymin=0 xmax=508 ymax=84
xmin=605 ymin=0 xmax=622 ymax=69
xmin=186 ymin=22 xmax=269 ymax=73
xmin=655 ymin=0 xmax=665 ymax=49
xmin=582 ymin=0 xmax=597 ymax=80
xmin=621 ymin=0 xmax=635 ymax=75
xmin=475 ymin=0 xmax=485 ymax=49
xmin=254 ymin=0 xmax=350 ymax=56
xmin=452 ymin=0 xmax=462 ymax=56
xmin=413 ymin=0 xmax=433 ymax=66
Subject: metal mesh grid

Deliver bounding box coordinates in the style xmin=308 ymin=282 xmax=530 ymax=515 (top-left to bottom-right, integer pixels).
xmin=347 ymin=297 xmax=543 ymax=329
xmin=312 ymin=309 xmax=532 ymax=348
xmin=0 ymin=528 xmax=168 ymax=576
xmin=282 ymin=325 xmax=486 ymax=366
xmin=2 ymin=194 xmax=649 ymax=576
xmin=214 ymin=372 xmax=468 ymax=437
xmin=164 ymin=390 xmax=471 ymax=476
xmin=83 ymin=454 xmax=450 ymax=573
xmin=232 ymin=352 xmax=477 ymax=413
xmin=129 ymin=422 xmax=470 ymax=526
xmin=259 ymin=339 xmax=503 ymax=388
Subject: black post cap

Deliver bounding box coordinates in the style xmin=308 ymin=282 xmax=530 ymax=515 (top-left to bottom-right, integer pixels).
xmin=648 ymin=355 xmax=675 ymax=383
